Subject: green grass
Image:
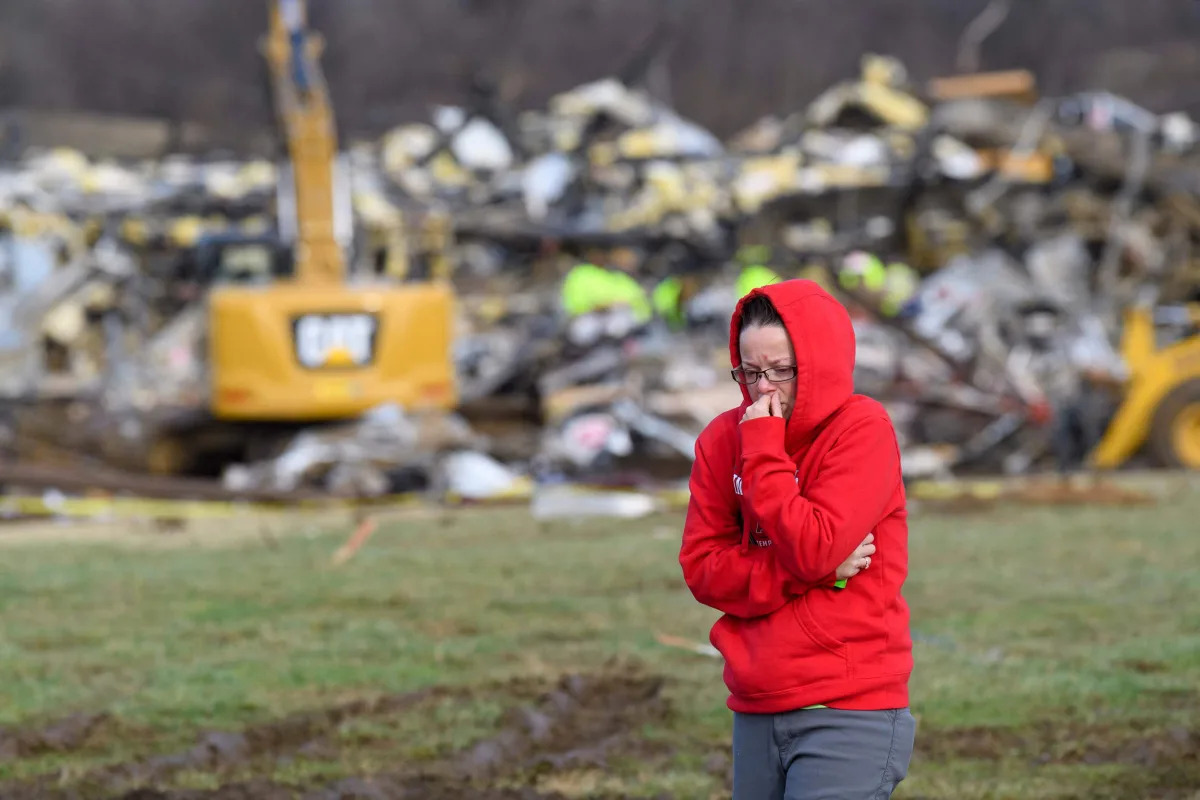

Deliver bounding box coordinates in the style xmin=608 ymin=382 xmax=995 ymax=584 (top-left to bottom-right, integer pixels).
xmin=0 ymin=484 xmax=1198 ymax=798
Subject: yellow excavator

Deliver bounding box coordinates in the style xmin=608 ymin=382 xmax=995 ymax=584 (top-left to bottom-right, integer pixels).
xmin=1091 ymin=304 xmax=1200 ymax=470
xmin=204 ymin=0 xmax=456 ymax=426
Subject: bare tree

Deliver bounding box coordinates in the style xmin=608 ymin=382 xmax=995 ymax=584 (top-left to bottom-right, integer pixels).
xmin=1 ymin=0 xmax=1197 ymax=147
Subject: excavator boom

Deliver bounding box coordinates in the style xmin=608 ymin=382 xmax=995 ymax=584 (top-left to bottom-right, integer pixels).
xmin=261 ymin=0 xmax=344 ymax=283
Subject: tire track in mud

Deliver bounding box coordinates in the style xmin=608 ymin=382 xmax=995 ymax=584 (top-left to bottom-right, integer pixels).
xmin=0 ymin=712 xmax=112 ymax=761
xmin=918 ymin=719 xmax=1199 ymax=767
xmin=916 ymin=712 xmax=1200 ymax=799
xmin=1 ymin=671 xmax=670 ymax=800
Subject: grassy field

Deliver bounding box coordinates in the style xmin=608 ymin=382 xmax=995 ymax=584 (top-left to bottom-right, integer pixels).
xmin=0 ymin=479 xmax=1197 ymax=799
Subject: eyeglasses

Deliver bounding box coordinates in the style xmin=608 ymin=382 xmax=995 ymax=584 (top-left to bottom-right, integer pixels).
xmin=731 ymin=366 xmax=798 ymax=384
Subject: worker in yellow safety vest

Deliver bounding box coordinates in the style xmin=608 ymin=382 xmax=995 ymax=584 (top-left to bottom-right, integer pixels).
xmin=652 ymin=276 xmax=686 ymax=330
xmin=732 ymin=244 xmax=783 ymax=298
xmin=561 ymin=262 xmax=653 ymax=325
xmin=736 ymin=263 xmax=783 ymax=299
xmin=880 ymin=260 xmax=919 ymax=317
xmin=652 ymin=274 xmax=706 ymax=331
xmin=838 ymin=251 xmax=919 ymax=318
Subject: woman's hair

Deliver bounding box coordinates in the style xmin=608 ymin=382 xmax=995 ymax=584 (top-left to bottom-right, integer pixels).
xmin=738 ymin=294 xmax=784 ymax=334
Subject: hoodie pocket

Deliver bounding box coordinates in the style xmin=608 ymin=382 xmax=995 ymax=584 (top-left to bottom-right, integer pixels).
xmin=793 ymin=593 xmax=847 ymax=656
xmin=712 ymin=595 xmax=850 ymax=698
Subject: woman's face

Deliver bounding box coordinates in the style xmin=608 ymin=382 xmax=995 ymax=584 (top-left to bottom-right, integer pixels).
xmin=738 ymin=323 xmax=798 ymax=420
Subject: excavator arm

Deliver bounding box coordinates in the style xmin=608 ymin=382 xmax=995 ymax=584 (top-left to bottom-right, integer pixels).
xmin=261 ymin=0 xmax=344 ymax=284
xmin=1091 ymin=305 xmax=1200 ymax=470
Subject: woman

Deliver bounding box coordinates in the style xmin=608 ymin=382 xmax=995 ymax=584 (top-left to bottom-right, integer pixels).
xmin=679 ymin=279 xmax=914 ymax=799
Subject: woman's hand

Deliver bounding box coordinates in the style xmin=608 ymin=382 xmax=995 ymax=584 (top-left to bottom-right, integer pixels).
xmin=835 ymin=533 xmax=875 ymax=580
xmin=741 ymin=394 xmax=782 ymax=423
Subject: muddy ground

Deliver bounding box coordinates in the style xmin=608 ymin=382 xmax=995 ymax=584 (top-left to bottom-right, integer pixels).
xmin=0 ymin=671 xmax=676 ymax=799
xmin=1 ymin=673 xmax=1197 ymax=799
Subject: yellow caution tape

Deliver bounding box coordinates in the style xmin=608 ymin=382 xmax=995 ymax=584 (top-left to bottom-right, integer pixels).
xmin=0 ymin=492 xmax=424 ymax=521
xmin=1 ymin=484 xmax=695 ymax=521
xmin=908 ymin=480 xmax=1005 ymax=501
xmin=2 ymin=495 xmax=264 ymax=520
xmin=656 ymin=488 xmax=691 ymax=511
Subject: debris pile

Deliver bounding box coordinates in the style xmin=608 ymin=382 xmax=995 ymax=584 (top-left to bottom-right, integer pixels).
xmin=3 ymin=53 xmax=1200 ymax=503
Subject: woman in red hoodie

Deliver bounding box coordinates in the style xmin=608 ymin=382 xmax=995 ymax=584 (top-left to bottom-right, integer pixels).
xmin=680 ymin=280 xmax=914 ymax=799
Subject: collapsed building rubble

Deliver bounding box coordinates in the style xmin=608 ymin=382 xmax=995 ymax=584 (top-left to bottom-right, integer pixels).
xmin=2 ymin=53 xmax=1200 ymax=505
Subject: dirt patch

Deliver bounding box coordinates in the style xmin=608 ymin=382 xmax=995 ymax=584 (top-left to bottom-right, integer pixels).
xmin=1117 ymin=658 xmax=1169 ymax=674
xmin=2 ymin=671 xmax=668 ymax=800
xmin=119 ymin=779 xmax=575 ymax=799
xmin=125 ymin=688 xmax=447 ymax=782
xmin=457 ymin=673 xmax=668 ymax=779
xmin=913 ymin=495 xmax=1003 ymax=515
xmin=0 ymin=712 xmax=112 ymax=760
xmin=916 ymin=716 xmax=1200 ymax=799
xmin=918 ymin=717 xmax=1200 ymax=772
xmin=276 ymin=672 xmax=668 ymax=799
xmin=0 ymin=689 xmax=444 ymax=799
xmin=116 ymin=776 xmax=575 ymax=799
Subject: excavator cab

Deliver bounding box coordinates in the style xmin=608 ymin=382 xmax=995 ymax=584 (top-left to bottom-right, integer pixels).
xmin=192 ymin=232 xmax=293 ymax=286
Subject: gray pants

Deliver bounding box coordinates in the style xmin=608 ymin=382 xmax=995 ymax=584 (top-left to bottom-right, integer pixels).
xmin=733 ymin=707 xmax=915 ymax=800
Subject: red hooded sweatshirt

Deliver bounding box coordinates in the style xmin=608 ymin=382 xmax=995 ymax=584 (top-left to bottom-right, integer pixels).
xmin=679 ymin=279 xmax=911 ymax=714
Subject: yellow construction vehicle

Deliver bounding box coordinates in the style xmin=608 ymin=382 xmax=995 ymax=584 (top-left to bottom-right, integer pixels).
xmin=1091 ymin=304 xmax=1200 ymax=470
xmin=205 ymin=0 xmax=456 ymax=424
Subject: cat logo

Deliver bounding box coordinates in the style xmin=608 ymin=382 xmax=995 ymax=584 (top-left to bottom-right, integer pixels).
xmin=293 ymin=313 xmax=378 ymax=369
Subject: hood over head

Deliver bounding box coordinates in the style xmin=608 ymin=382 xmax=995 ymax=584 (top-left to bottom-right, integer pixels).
xmin=729 ymin=279 xmax=857 ymax=446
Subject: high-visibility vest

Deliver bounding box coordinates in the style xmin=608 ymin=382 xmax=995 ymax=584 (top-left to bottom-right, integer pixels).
xmin=839 ymin=251 xmax=886 ymax=292
xmin=737 ymin=264 xmax=782 ymax=299
xmin=561 ymin=263 xmax=611 ymax=317
xmin=653 ymin=276 xmax=686 ymax=329
xmin=881 ymin=261 xmax=919 ymax=317
xmin=562 ymin=263 xmax=652 ymax=324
